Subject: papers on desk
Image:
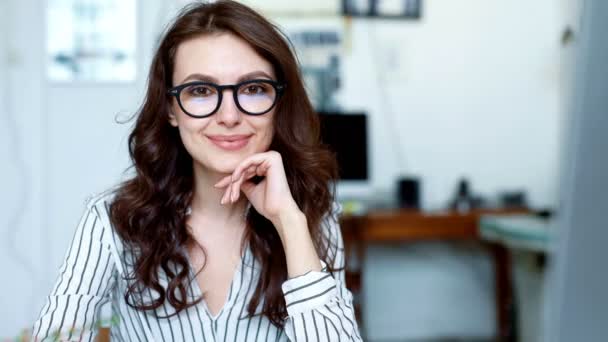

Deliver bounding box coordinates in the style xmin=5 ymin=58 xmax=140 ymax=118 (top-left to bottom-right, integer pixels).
xmin=479 ymin=214 xmax=553 ymax=253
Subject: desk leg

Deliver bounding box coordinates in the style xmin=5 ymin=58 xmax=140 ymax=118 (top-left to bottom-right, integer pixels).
xmin=490 ymin=243 xmax=516 ymax=341
xmin=341 ymin=221 xmax=366 ymax=337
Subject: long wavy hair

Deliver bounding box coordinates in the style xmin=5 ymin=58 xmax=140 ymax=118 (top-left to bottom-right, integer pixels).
xmin=109 ymin=0 xmax=340 ymax=328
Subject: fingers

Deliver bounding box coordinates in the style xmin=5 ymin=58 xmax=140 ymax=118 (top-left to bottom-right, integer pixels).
xmin=219 ymin=165 xmax=256 ymax=204
xmin=220 ymin=182 xmax=231 ymax=205
xmin=216 ymin=151 xmax=278 ymax=205
xmin=240 ymin=179 xmax=255 ymax=196
xmin=231 ymin=152 xmax=275 ymax=183
xmin=256 ymin=161 xmax=269 ymax=176
xmin=231 ymin=165 xmax=257 ymax=202
xmin=214 ymin=175 xmax=232 ymax=188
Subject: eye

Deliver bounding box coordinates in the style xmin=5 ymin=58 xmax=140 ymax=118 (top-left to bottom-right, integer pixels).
xmin=186 ymin=84 xmax=215 ymax=97
xmin=241 ymin=83 xmax=269 ymax=95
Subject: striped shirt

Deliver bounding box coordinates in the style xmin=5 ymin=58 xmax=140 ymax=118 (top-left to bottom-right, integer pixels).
xmin=32 ymin=190 xmax=362 ymax=341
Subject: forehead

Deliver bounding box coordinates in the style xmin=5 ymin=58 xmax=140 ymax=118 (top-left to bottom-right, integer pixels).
xmin=172 ymin=32 xmax=275 ymax=84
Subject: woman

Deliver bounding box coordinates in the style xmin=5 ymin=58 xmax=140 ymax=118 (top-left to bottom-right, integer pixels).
xmin=32 ymin=1 xmax=362 ymax=341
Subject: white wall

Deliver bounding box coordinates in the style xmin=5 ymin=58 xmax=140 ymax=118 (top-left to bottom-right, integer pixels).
xmin=0 ymin=0 xmax=143 ymax=338
xmin=0 ymin=0 xmax=566 ymax=340
xmin=0 ymin=0 xmax=47 ymax=338
xmin=336 ymin=1 xmax=563 ymax=339
xmin=338 ymin=0 xmax=563 ymax=211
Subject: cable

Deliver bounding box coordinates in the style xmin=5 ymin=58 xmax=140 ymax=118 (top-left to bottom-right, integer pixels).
xmin=365 ymin=20 xmax=408 ymax=173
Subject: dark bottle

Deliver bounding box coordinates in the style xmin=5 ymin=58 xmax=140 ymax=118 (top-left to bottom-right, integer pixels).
xmin=451 ymin=178 xmax=473 ymax=213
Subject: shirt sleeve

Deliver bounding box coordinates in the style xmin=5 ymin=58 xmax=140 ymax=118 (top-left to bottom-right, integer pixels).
xmin=281 ymin=202 xmax=363 ymax=341
xmin=31 ymin=196 xmax=116 ymax=342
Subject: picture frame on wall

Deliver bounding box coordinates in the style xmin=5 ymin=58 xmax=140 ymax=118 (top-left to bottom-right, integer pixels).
xmin=342 ymin=0 xmax=422 ymax=19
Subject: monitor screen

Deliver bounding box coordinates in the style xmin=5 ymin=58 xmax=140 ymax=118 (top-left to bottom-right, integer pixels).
xmin=318 ymin=111 xmax=368 ymax=181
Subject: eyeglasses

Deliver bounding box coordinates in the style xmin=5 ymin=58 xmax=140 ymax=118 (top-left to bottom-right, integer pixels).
xmin=167 ymin=79 xmax=286 ymax=118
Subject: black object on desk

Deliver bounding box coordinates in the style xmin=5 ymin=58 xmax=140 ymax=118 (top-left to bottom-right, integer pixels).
xmin=397 ymin=177 xmax=420 ymax=209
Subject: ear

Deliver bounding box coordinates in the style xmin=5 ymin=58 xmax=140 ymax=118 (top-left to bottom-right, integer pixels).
xmin=168 ymin=109 xmax=178 ymax=127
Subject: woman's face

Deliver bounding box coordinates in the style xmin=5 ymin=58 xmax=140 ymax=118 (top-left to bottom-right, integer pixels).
xmin=168 ymin=32 xmax=277 ymax=175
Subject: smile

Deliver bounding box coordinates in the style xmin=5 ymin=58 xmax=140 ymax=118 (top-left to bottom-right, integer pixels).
xmin=206 ymin=134 xmax=252 ymax=151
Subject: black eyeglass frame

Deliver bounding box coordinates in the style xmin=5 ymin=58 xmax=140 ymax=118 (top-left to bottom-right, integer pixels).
xmin=167 ymin=79 xmax=286 ymax=118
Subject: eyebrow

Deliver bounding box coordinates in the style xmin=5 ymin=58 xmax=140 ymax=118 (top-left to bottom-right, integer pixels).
xmin=179 ymin=71 xmax=274 ymax=85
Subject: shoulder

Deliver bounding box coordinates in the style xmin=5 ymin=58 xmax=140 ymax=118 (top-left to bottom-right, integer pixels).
xmin=82 ymin=187 xmax=125 ymax=252
xmin=81 ymin=185 xmax=124 ymax=227
xmin=83 ymin=186 xmax=119 ymax=210
xmin=82 ymin=188 xmax=118 ymax=229
xmin=82 ymin=187 xmax=131 ymax=273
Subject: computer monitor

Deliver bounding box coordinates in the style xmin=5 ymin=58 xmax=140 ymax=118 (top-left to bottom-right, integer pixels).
xmin=318 ymin=111 xmax=371 ymax=200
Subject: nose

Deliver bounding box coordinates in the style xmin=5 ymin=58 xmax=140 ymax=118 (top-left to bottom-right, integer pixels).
xmin=215 ymin=89 xmax=242 ymax=127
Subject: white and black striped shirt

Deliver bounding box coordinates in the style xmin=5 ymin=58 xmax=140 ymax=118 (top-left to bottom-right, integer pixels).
xmin=32 ymin=190 xmax=362 ymax=341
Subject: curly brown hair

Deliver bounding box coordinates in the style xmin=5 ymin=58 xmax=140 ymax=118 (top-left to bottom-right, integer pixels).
xmin=108 ymin=0 xmax=340 ymax=328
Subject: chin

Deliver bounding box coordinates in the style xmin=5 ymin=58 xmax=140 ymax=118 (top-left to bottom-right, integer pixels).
xmin=196 ymin=142 xmax=269 ymax=174
xmin=207 ymin=155 xmax=245 ymax=174
xmin=208 ymin=162 xmax=237 ymax=175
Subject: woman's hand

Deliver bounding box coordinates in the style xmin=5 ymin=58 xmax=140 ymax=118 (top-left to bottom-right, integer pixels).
xmin=216 ymin=151 xmax=322 ymax=277
xmin=214 ymin=150 xmax=301 ymax=228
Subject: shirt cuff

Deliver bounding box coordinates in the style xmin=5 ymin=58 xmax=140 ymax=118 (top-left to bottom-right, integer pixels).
xmin=281 ymin=260 xmax=337 ymax=316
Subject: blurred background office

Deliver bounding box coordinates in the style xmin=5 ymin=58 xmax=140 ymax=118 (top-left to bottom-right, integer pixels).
xmin=1 ymin=0 xmax=606 ymax=341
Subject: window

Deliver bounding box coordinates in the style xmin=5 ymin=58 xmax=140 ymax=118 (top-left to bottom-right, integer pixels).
xmin=47 ymin=0 xmax=136 ymax=82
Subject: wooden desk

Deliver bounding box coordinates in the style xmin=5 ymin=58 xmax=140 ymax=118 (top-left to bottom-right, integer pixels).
xmin=340 ymin=208 xmax=526 ymax=341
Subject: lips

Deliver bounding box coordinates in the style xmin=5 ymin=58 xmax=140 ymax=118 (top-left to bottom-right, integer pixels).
xmin=207 ymin=134 xmax=252 ymax=142
xmin=206 ymin=134 xmax=252 ymax=151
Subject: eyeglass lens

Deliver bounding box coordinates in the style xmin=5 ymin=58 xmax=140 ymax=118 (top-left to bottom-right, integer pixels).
xmin=179 ymin=81 xmax=277 ymax=116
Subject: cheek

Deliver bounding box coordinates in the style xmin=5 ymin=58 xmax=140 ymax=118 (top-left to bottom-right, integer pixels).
xmin=255 ymin=118 xmax=275 ymax=151
xmin=176 ymin=117 xmax=210 ymax=151
xmin=171 ymin=102 xmax=184 ymax=124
